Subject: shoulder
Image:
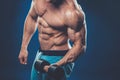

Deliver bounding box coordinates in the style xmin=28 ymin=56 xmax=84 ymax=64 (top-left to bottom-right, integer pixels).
xmin=32 ymin=0 xmax=45 ymax=6
xmin=65 ymin=6 xmax=85 ymax=30
xmin=65 ymin=1 xmax=85 ymax=20
xmin=31 ymin=0 xmax=47 ymax=16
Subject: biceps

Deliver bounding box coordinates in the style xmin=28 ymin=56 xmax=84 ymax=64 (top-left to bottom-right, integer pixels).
xmin=68 ymin=26 xmax=86 ymax=46
xmin=67 ymin=28 xmax=76 ymax=42
xmin=28 ymin=1 xmax=38 ymax=20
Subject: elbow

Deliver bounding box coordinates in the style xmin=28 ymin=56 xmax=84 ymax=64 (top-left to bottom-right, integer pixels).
xmin=24 ymin=23 xmax=36 ymax=35
xmin=67 ymin=54 xmax=78 ymax=63
xmin=24 ymin=16 xmax=37 ymax=34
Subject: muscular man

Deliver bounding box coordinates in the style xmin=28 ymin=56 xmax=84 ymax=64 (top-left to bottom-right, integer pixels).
xmin=18 ymin=0 xmax=87 ymax=80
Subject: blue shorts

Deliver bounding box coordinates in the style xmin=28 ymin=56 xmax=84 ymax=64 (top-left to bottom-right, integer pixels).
xmin=31 ymin=50 xmax=75 ymax=80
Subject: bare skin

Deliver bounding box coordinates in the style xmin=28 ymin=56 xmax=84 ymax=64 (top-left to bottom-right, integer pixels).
xmin=18 ymin=0 xmax=87 ymax=72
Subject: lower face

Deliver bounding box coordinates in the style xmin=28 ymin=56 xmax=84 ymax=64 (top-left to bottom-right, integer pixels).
xmin=51 ymin=0 xmax=57 ymax=3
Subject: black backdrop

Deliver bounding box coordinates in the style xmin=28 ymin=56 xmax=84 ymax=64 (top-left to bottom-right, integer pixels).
xmin=0 ymin=0 xmax=120 ymax=80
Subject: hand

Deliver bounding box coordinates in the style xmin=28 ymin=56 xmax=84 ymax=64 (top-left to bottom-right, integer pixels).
xmin=18 ymin=48 xmax=28 ymax=65
xmin=43 ymin=63 xmax=59 ymax=72
xmin=43 ymin=65 xmax=50 ymax=72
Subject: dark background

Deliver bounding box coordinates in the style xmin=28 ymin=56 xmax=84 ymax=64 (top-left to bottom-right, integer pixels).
xmin=0 ymin=0 xmax=120 ymax=80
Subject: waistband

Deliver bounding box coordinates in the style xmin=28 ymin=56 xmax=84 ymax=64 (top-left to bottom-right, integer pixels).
xmin=39 ymin=49 xmax=69 ymax=56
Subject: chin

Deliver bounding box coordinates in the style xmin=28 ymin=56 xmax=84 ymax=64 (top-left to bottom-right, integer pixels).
xmin=51 ymin=0 xmax=57 ymax=3
xmin=51 ymin=0 xmax=64 ymax=5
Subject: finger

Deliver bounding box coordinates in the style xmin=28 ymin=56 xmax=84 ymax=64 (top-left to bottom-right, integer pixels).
xmin=44 ymin=65 xmax=50 ymax=72
xmin=19 ymin=57 xmax=24 ymax=64
xmin=24 ymin=57 xmax=27 ymax=65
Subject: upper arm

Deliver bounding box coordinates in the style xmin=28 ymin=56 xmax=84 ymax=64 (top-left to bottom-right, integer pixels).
xmin=27 ymin=1 xmax=38 ymax=21
xmin=67 ymin=10 xmax=87 ymax=47
xmin=24 ymin=1 xmax=38 ymax=34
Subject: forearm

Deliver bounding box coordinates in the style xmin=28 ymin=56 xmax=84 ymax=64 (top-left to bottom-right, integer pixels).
xmin=56 ymin=44 xmax=86 ymax=66
xmin=21 ymin=15 xmax=37 ymax=50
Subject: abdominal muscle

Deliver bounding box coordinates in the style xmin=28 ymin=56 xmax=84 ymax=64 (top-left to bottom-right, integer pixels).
xmin=38 ymin=24 xmax=69 ymax=50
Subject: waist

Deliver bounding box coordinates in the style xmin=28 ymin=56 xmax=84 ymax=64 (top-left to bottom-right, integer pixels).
xmin=39 ymin=49 xmax=69 ymax=56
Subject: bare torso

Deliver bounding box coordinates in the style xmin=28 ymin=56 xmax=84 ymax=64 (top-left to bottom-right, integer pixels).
xmin=34 ymin=0 xmax=83 ymax=50
xmin=19 ymin=0 xmax=86 ymax=65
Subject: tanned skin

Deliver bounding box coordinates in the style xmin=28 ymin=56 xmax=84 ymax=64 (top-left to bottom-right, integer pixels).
xmin=18 ymin=0 xmax=87 ymax=72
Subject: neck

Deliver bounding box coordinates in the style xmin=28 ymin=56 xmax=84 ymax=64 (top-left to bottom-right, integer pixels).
xmin=48 ymin=0 xmax=64 ymax=7
xmin=46 ymin=0 xmax=78 ymax=8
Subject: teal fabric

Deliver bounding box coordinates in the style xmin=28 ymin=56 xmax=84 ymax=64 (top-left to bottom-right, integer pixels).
xmin=31 ymin=50 xmax=74 ymax=80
